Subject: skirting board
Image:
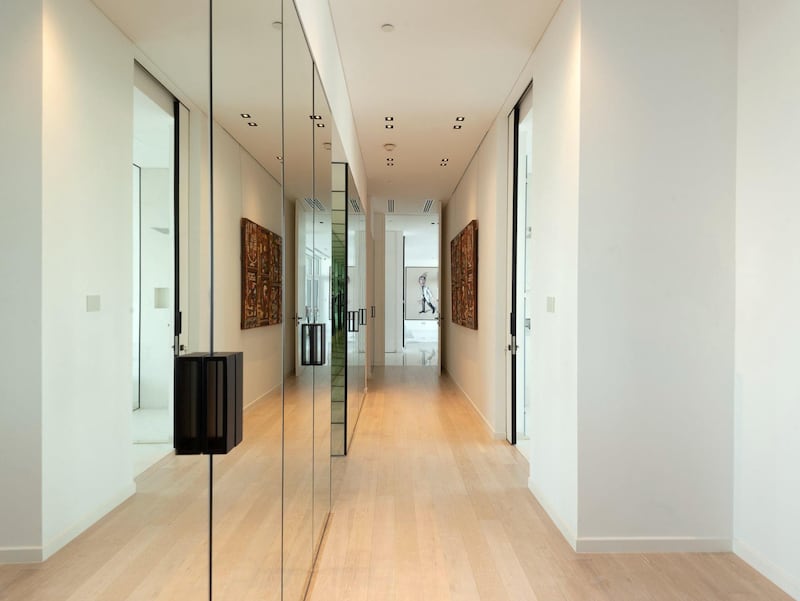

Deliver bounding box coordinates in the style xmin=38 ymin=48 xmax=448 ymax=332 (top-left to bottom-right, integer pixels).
xmin=734 ymin=539 xmax=800 ymax=600
xmin=444 ymin=368 xmax=506 ymax=440
xmin=527 ymin=477 xmax=577 ymax=550
xmin=576 ymin=536 xmax=732 ymax=553
xmin=42 ymin=482 xmax=136 ymax=561
xmin=0 ymin=546 xmax=44 ymax=564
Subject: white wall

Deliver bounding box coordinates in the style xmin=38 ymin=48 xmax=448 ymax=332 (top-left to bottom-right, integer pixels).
xmin=294 ymin=0 xmax=368 ymax=210
xmin=41 ymin=0 xmax=136 ymax=557
xmin=520 ymin=0 xmax=581 ymax=545
xmin=444 ymin=121 xmax=508 ymax=438
xmin=213 ymin=124 xmax=285 ymax=404
xmin=576 ymin=0 xmax=737 ymax=550
xmin=734 ymin=1 xmax=800 ymax=597
xmin=0 ymin=0 xmax=44 ymax=561
xmin=384 ymin=231 xmax=403 ymax=354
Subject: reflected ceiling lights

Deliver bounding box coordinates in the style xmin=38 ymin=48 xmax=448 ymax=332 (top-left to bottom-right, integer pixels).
xmin=381 ymin=23 xmax=395 ymax=32
xmin=456 ymin=116 xmax=465 ymax=122
xmin=453 ymin=125 xmax=462 ymax=130
xmin=442 ymin=158 xmax=449 ymax=162
xmin=385 ymin=116 xmax=394 ymax=121
xmin=385 ymin=124 xmax=394 ymax=129
xmin=241 ymin=113 xmax=251 ymax=119
xmin=316 ymin=123 xmax=325 ymax=128
xmin=248 ymin=122 xmax=258 ymax=127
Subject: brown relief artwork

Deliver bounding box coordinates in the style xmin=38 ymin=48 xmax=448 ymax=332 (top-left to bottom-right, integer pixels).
xmin=450 ymin=219 xmax=478 ymax=329
xmin=241 ymin=218 xmax=282 ymax=329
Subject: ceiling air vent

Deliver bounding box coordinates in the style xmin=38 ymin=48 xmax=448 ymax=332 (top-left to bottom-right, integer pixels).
xmin=349 ymin=198 xmax=362 ymax=214
xmin=304 ymin=197 xmax=326 ymax=211
xmin=387 ymin=199 xmax=395 ymax=213
xmin=422 ymin=199 xmax=434 ymax=214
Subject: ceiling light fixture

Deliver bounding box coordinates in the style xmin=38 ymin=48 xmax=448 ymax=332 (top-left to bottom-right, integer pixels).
xmin=453 ymin=125 xmax=462 ymax=130
xmin=440 ymin=163 xmax=448 ymax=166
xmin=383 ymin=143 xmax=396 ymax=151
xmin=316 ymin=123 xmax=325 ymax=128
xmin=386 ymin=158 xmax=394 ymax=162
xmin=310 ymin=115 xmax=322 ymax=120
xmin=386 ymin=124 xmax=394 ymax=129
xmin=248 ymin=122 xmax=258 ymax=127
xmin=442 ymin=158 xmax=449 ymax=162
xmin=385 ymin=116 xmax=394 ymax=122
xmin=276 ymin=155 xmax=283 ymax=160
xmin=381 ymin=23 xmax=395 ymax=33
xmin=455 ymin=116 xmax=465 ymax=122
xmin=241 ymin=113 xmax=251 ymax=119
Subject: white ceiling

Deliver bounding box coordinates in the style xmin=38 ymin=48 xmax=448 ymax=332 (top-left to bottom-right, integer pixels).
xmin=329 ymin=0 xmax=560 ymax=210
xmin=93 ymin=0 xmax=559 ymax=213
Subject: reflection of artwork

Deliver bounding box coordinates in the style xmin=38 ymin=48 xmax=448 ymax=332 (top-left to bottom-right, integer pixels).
xmin=241 ymin=218 xmax=282 ymax=329
xmin=450 ymin=220 xmax=478 ymax=330
xmin=405 ymin=267 xmax=439 ymax=321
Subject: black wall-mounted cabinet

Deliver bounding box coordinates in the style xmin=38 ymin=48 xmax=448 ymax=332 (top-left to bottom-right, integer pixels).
xmin=175 ymin=352 xmax=243 ymax=455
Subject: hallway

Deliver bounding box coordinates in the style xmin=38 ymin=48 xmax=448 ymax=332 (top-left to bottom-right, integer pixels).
xmin=308 ymin=367 xmax=791 ymax=601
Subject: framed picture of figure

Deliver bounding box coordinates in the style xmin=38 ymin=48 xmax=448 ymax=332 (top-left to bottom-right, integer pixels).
xmin=405 ymin=267 xmax=439 ymax=320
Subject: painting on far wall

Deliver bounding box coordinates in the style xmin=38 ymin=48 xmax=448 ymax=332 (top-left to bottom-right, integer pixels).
xmin=450 ymin=219 xmax=478 ymax=330
xmin=241 ymin=218 xmax=282 ymax=329
xmin=405 ymin=267 xmax=439 ymax=320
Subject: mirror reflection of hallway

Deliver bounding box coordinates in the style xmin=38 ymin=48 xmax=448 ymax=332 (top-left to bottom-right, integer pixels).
xmin=383 ymin=212 xmax=440 ymax=367
xmin=131 ymin=65 xmax=178 ymax=476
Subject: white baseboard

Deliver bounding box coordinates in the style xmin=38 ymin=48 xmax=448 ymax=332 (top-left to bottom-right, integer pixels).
xmin=42 ymin=482 xmax=136 ymax=561
xmin=527 ymin=477 xmax=577 ymax=550
xmin=576 ymin=536 xmax=732 ymax=553
xmin=0 ymin=546 xmax=43 ymax=564
xmin=444 ymin=369 xmax=505 ymax=440
xmin=734 ymin=539 xmax=800 ymax=600
xmin=244 ymin=383 xmax=281 ymax=411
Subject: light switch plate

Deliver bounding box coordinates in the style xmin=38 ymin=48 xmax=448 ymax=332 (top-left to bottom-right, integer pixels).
xmin=86 ymin=295 xmax=101 ymax=312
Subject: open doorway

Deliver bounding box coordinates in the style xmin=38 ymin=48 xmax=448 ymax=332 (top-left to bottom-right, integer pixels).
xmin=131 ymin=65 xmax=180 ymax=476
xmin=506 ymin=83 xmax=533 ymax=456
xmin=384 ymin=213 xmax=440 ymax=367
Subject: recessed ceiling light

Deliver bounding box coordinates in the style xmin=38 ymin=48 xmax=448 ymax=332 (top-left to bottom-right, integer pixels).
xmin=386 ymin=124 xmax=394 ymax=129
xmin=442 ymin=158 xmax=449 ymax=162
xmin=381 ymin=23 xmax=395 ymax=33
xmin=440 ymin=163 xmax=448 ymax=166
xmin=387 ymin=163 xmax=395 ymax=167
xmin=310 ymin=115 xmax=322 ymax=120
xmin=386 ymin=158 xmax=394 ymax=162
xmin=241 ymin=113 xmax=251 ymax=119
xmin=453 ymin=125 xmax=462 ymax=130
xmin=276 ymin=155 xmax=283 ymax=160
xmin=248 ymin=122 xmax=258 ymax=127
xmin=455 ymin=116 xmax=465 ymax=122
xmin=316 ymin=123 xmax=325 ymax=128
xmin=385 ymin=116 xmax=394 ymax=122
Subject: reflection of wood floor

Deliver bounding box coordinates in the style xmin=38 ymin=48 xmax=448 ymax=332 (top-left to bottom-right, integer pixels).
xmin=0 ymin=382 xmax=304 ymax=601
xmin=308 ymin=366 xmax=792 ymax=601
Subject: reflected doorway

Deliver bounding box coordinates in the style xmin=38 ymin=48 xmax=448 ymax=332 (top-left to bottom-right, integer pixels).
xmin=131 ymin=66 xmax=178 ymax=476
xmin=384 ymin=213 xmax=440 ymax=368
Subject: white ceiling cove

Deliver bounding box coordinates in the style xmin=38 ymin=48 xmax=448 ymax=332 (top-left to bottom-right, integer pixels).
xmin=328 ymin=0 xmax=560 ymax=210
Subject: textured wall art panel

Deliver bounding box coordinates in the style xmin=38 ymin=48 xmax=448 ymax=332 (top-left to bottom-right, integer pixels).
xmin=450 ymin=219 xmax=478 ymax=330
xmin=241 ymin=218 xmax=282 ymax=329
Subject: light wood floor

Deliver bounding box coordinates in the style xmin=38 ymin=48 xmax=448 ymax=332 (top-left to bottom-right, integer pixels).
xmin=0 ymin=367 xmax=792 ymax=601
xmin=307 ymin=366 xmax=793 ymax=601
